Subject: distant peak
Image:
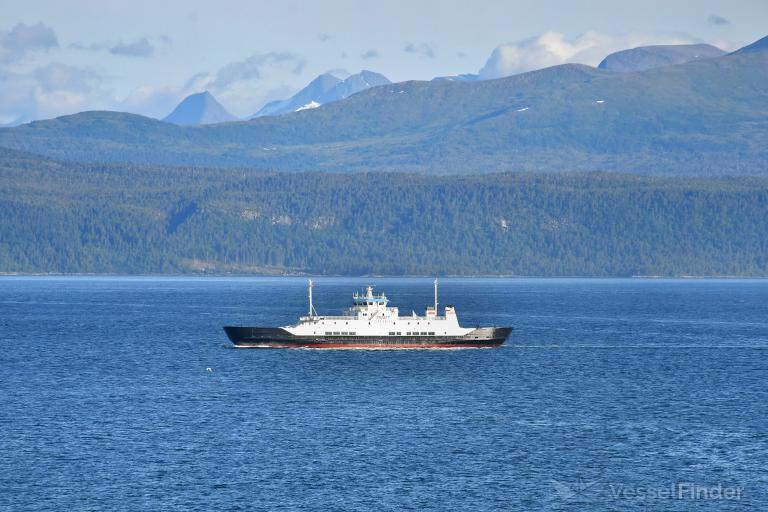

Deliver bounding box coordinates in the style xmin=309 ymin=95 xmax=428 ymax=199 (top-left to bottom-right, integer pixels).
xmin=252 ymin=70 xmax=389 ymax=118
xmin=343 ymin=70 xmax=391 ymax=86
xmin=162 ymin=90 xmax=238 ymax=125
xmin=313 ymin=73 xmax=342 ymax=83
xmin=598 ymin=43 xmax=726 ymax=72
xmin=731 ymin=35 xmax=768 ymax=55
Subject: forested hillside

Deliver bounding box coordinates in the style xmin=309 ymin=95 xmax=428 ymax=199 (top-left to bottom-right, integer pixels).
xmin=2 ymin=149 xmax=767 ymax=276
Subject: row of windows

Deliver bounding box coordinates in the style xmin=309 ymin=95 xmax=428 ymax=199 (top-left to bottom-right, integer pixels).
xmin=325 ymin=320 xmax=434 ymax=325
xmin=320 ymin=331 xmax=438 ymax=337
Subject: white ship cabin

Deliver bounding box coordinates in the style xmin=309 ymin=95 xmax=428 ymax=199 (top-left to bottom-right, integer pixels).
xmin=285 ymin=281 xmax=473 ymax=337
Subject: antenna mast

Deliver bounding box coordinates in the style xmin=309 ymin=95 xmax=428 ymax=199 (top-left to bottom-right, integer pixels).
xmin=308 ymin=279 xmax=314 ymax=317
xmin=434 ymin=278 xmax=438 ymax=314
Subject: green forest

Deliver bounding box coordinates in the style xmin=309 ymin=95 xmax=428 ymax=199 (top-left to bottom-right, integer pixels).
xmin=2 ymin=149 xmax=767 ymax=276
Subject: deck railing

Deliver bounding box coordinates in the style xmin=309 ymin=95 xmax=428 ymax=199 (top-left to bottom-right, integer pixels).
xmin=300 ymin=315 xmax=447 ymax=322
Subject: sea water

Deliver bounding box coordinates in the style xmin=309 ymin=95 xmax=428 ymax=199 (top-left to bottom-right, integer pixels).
xmin=1 ymin=277 xmax=766 ymax=511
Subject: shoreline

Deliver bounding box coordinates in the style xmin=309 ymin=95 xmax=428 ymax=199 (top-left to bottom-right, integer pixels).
xmin=1 ymin=272 xmax=767 ymax=280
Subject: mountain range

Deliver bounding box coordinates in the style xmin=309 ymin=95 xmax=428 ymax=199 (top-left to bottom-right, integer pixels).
xmin=0 ymin=36 xmax=766 ymax=176
xmin=158 ymin=43 xmax=727 ymax=126
xmin=160 ymin=42 xmax=722 ymax=126
xmin=252 ymin=70 xmax=390 ymax=117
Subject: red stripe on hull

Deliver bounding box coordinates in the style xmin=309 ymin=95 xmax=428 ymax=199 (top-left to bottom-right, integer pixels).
xmin=234 ymin=342 xmax=503 ymax=349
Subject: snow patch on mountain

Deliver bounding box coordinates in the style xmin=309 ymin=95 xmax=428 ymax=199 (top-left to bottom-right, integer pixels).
xmin=296 ymin=101 xmax=321 ymax=112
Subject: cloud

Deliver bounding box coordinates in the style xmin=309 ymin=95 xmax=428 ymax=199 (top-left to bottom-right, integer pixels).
xmin=120 ymin=85 xmax=188 ymax=119
xmin=478 ymin=31 xmax=696 ymax=79
xmin=75 ymin=36 xmax=168 ymax=55
xmin=32 ymin=63 xmax=108 ymax=118
xmin=110 ymin=37 xmax=154 ymax=57
xmin=317 ymin=33 xmax=330 ymax=42
xmin=0 ymin=63 xmax=108 ymax=122
xmin=188 ymin=52 xmax=305 ymax=115
xmin=360 ymin=49 xmax=379 ymax=59
xmin=0 ymin=22 xmax=58 ymax=64
xmin=118 ymin=52 xmax=307 ymax=119
xmin=215 ymin=81 xmax=295 ymax=118
xmin=70 ymin=41 xmax=109 ymax=52
xmin=404 ymin=42 xmax=435 ymax=59
xmin=195 ymin=52 xmax=305 ymax=90
xmin=708 ymin=14 xmax=729 ymax=25
xmin=33 ymin=62 xmax=100 ymax=93
xmin=0 ymin=70 xmax=37 ymax=123
xmin=1 ymin=47 xmax=305 ymax=121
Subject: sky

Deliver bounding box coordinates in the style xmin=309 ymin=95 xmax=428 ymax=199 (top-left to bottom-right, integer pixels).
xmin=1 ymin=0 xmax=766 ymax=123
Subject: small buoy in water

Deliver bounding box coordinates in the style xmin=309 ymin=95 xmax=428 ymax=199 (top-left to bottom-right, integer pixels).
xmin=206 ymin=367 xmax=213 ymax=372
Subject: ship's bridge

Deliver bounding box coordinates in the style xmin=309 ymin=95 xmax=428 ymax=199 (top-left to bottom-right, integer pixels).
xmin=346 ymin=285 xmax=398 ymax=318
xmin=352 ymin=285 xmax=388 ymax=307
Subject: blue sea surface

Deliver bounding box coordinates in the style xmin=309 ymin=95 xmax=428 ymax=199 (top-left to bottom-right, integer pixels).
xmin=1 ymin=277 xmax=767 ymax=511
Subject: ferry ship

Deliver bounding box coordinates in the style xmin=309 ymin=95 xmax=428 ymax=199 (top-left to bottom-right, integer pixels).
xmin=223 ymin=280 xmax=511 ymax=349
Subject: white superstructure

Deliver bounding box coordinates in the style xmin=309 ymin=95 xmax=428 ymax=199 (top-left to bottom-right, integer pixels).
xmin=284 ymin=280 xmax=473 ymax=338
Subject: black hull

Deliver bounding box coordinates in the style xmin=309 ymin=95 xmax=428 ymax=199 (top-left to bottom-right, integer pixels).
xmin=223 ymin=326 xmax=512 ymax=349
